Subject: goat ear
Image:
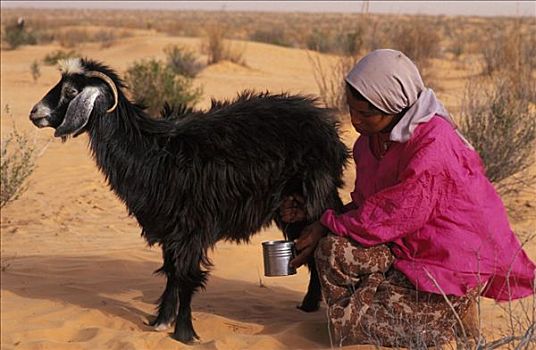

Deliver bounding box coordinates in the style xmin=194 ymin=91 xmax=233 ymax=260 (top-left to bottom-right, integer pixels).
xmin=54 ymin=87 xmax=102 ymax=138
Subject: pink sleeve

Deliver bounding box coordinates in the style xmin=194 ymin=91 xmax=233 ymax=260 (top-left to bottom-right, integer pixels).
xmin=321 ymin=138 xmax=450 ymax=247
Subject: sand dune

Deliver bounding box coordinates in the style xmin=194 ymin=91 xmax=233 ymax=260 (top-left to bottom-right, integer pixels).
xmin=1 ymin=31 xmax=534 ymax=349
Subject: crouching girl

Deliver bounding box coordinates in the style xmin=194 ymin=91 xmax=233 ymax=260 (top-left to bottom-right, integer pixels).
xmin=281 ymin=49 xmax=536 ymax=347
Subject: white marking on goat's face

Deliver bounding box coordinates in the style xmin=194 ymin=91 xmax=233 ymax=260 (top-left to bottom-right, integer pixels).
xmin=30 ymin=77 xmax=84 ymax=130
xmin=58 ymin=58 xmax=84 ymax=75
xmin=29 ymin=103 xmax=52 ymax=128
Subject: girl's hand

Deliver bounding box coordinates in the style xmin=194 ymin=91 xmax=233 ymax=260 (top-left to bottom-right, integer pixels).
xmin=289 ymin=221 xmax=327 ymax=268
xmin=279 ymin=195 xmax=306 ymax=223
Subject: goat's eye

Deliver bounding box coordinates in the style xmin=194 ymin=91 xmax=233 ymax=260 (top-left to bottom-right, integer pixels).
xmin=65 ymin=87 xmax=78 ymax=98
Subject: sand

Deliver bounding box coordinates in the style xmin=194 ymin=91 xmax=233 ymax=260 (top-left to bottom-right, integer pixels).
xmin=1 ymin=32 xmax=534 ymax=350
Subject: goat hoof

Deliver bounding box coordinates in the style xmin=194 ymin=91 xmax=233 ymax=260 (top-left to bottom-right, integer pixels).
xmin=171 ymin=330 xmax=200 ymax=344
xmin=297 ymin=301 xmax=320 ymax=312
xmin=146 ymin=316 xmax=173 ymax=331
xmin=153 ymin=322 xmax=172 ymax=331
xmin=297 ymin=292 xmax=321 ymax=312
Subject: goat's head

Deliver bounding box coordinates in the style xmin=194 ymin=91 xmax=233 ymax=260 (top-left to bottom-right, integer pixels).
xmin=29 ymin=58 xmax=119 ymax=138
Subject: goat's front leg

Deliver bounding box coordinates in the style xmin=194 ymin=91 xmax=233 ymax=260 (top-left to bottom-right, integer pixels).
xmin=171 ymin=246 xmax=208 ymax=343
xmin=297 ymin=189 xmax=344 ymax=311
xmin=150 ymin=245 xmax=179 ymax=330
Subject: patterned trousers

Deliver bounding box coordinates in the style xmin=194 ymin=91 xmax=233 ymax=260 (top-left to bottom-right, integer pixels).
xmin=314 ymin=234 xmax=477 ymax=348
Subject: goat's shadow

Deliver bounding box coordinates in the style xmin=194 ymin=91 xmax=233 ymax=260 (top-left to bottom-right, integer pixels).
xmin=1 ymin=254 xmax=329 ymax=345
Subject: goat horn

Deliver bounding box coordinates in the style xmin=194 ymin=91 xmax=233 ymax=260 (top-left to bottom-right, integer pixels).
xmin=85 ymin=71 xmax=118 ymax=113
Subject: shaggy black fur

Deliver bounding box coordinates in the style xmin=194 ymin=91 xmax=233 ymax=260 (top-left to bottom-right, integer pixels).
xmin=30 ymin=59 xmax=349 ymax=343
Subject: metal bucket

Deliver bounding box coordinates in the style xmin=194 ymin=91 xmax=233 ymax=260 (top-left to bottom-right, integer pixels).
xmin=262 ymin=240 xmax=297 ymax=276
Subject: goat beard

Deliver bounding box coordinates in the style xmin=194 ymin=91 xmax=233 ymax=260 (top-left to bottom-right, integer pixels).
xmin=59 ymin=129 xmax=86 ymax=143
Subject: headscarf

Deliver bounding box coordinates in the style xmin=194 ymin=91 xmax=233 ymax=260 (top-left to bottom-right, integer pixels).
xmin=345 ymin=49 xmax=473 ymax=149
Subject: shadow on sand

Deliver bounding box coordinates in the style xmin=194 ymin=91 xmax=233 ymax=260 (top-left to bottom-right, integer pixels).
xmin=1 ymin=254 xmax=329 ymax=345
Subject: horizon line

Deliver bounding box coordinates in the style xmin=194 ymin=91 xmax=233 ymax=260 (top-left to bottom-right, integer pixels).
xmin=1 ymin=1 xmax=535 ymax=18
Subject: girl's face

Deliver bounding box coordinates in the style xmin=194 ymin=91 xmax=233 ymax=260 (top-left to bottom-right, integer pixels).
xmin=347 ymin=91 xmax=395 ymax=135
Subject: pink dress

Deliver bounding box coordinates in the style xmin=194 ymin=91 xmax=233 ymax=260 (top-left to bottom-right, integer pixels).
xmin=321 ymin=116 xmax=535 ymax=300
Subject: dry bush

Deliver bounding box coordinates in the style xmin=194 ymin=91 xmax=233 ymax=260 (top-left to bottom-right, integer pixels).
xmin=56 ymin=28 xmax=91 ymax=48
xmin=0 ymin=9 xmax=499 ymax=59
xmin=470 ymin=233 xmax=535 ymax=349
xmin=306 ymin=28 xmax=338 ymax=53
xmin=338 ymin=27 xmax=366 ymax=56
xmin=203 ymin=25 xmax=225 ymax=64
xmin=54 ymin=27 xmax=130 ymax=48
xmin=164 ymin=45 xmax=204 ymax=78
xmin=308 ymin=52 xmax=358 ymax=114
xmin=32 ymin=30 xmax=55 ymax=45
xmin=388 ymin=19 xmax=441 ymax=67
xmin=0 ymin=9 xmax=459 ymax=62
xmin=249 ymin=27 xmax=293 ymax=47
xmin=481 ymin=18 xmax=536 ymax=77
xmin=306 ymin=21 xmax=369 ymax=114
xmin=306 ymin=25 xmax=366 ymax=56
xmin=364 ymin=18 xmax=393 ymax=51
xmin=201 ymin=25 xmax=246 ymax=66
xmin=459 ymin=74 xmax=536 ymax=198
xmin=93 ymin=29 xmax=117 ymax=48
xmin=124 ymin=59 xmax=202 ymax=116
xmin=388 ymin=19 xmax=441 ymax=88
xmin=30 ymin=60 xmax=41 ymax=82
xmin=1 ymin=107 xmax=37 ymax=208
xmin=444 ymin=20 xmax=466 ymax=59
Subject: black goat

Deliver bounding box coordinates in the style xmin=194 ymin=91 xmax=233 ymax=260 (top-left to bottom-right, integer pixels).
xmin=29 ymin=58 xmax=348 ymax=343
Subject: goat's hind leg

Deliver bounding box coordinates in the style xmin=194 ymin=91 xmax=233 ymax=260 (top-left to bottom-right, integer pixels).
xmin=285 ymin=222 xmax=321 ymax=312
xmin=297 ymin=189 xmax=345 ymax=312
xmin=299 ymin=256 xmax=322 ymax=312
xmin=295 ymin=188 xmax=344 ymax=312
xmin=289 ymin=188 xmax=343 ymax=312
xmin=171 ymin=245 xmax=208 ymax=343
xmin=149 ymin=246 xmax=179 ymax=331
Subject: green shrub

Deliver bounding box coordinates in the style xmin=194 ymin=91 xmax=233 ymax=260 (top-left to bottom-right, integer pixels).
xmin=164 ymin=45 xmax=204 ymax=78
xmin=306 ymin=28 xmax=337 ymax=53
xmin=306 ymin=27 xmax=365 ymax=56
xmin=1 ymin=107 xmax=37 ymax=208
xmin=125 ymin=59 xmax=202 ymax=115
xmin=3 ymin=21 xmax=37 ymax=49
xmin=42 ymin=50 xmax=80 ymax=66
